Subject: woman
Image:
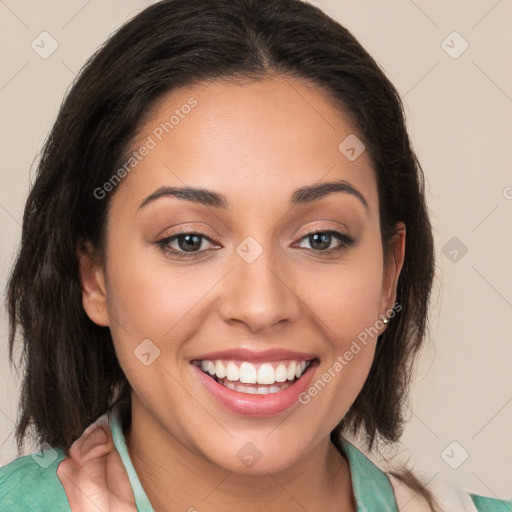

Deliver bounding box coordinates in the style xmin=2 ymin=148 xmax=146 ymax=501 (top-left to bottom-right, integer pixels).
xmin=1 ymin=0 xmax=510 ymax=510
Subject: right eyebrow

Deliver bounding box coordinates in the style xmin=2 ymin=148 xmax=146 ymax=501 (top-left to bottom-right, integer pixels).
xmin=289 ymin=179 xmax=369 ymax=210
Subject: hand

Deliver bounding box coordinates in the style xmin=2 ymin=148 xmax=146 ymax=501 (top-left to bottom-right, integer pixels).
xmin=56 ymin=416 xmax=137 ymax=511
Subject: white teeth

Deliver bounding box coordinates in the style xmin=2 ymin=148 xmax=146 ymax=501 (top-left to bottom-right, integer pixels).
xmin=239 ymin=362 xmax=257 ymax=384
xmin=274 ymin=364 xmax=287 ymax=382
xmin=257 ymin=363 xmax=275 ymax=385
xmin=198 ymin=358 xmax=312 ymax=385
xmin=215 ymin=360 xmax=226 ymax=379
xmin=287 ymin=361 xmax=297 ymax=380
xmin=225 ymin=362 xmax=239 ymax=381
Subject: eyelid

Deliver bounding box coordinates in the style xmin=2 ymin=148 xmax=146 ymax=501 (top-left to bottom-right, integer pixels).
xmin=297 ymin=224 xmax=349 ymax=238
xmin=154 ymin=222 xmax=219 ymax=240
xmin=294 ymin=219 xmax=350 ymax=236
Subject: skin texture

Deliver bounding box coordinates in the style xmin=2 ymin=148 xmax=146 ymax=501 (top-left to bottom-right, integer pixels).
xmin=65 ymin=76 xmax=405 ymax=511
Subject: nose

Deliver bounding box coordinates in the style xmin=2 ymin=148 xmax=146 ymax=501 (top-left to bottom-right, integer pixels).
xmin=218 ymin=241 xmax=301 ymax=332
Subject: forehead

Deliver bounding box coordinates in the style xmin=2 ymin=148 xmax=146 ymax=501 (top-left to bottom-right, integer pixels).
xmin=113 ymin=76 xmax=378 ymax=215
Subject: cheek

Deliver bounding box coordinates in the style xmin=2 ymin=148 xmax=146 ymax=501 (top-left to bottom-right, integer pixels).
xmin=103 ymin=232 xmax=218 ymax=336
xmin=102 ymin=237 xmax=229 ymax=387
xmin=300 ymin=248 xmax=384 ymax=345
xmin=295 ymin=245 xmax=384 ymax=414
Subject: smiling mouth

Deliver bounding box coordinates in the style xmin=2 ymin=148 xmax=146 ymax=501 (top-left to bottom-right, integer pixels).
xmin=192 ymin=358 xmax=318 ymax=395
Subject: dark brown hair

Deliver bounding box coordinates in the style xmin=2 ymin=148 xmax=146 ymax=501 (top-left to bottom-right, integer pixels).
xmin=6 ymin=0 xmax=437 ymax=508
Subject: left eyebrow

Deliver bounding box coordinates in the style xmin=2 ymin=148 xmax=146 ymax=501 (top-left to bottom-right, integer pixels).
xmin=290 ymin=180 xmax=368 ymax=210
xmin=137 ymin=179 xmax=368 ymax=211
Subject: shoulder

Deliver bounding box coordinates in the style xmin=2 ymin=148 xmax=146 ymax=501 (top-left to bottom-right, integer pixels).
xmin=470 ymin=493 xmax=512 ymax=512
xmin=0 ymin=446 xmax=71 ymax=512
xmin=388 ymin=471 xmax=512 ymax=512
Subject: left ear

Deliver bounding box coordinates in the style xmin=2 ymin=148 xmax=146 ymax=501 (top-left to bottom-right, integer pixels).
xmin=379 ymin=221 xmax=406 ymax=319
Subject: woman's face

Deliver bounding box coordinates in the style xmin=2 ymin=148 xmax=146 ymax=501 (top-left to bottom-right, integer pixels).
xmin=80 ymin=76 xmax=405 ymax=474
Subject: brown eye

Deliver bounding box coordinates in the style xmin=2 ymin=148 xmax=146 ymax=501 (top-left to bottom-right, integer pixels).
xmin=295 ymin=230 xmax=356 ymax=253
xmin=156 ymin=231 xmax=219 ymax=259
xmin=174 ymin=234 xmax=204 ymax=252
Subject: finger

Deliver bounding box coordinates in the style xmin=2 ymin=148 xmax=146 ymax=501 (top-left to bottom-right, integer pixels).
xmin=69 ymin=415 xmax=113 ymax=465
xmin=68 ymin=419 xmax=136 ymax=507
xmin=58 ymin=452 xmax=137 ymax=511
xmin=104 ymin=446 xmax=137 ymax=505
xmin=69 ymin=426 xmax=112 ymax=491
xmin=57 ymin=458 xmax=109 ymax=512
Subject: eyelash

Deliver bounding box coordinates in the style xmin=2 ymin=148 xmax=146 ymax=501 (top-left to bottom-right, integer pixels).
xmin=156 ymin=228 xmax=356 ymax=260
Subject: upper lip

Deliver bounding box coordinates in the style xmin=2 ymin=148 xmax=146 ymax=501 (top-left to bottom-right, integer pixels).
xmin=191 ymin=347 xmax=317 ymax=363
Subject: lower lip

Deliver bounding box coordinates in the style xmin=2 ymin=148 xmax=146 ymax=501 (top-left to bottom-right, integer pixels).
xmin=192 ymin=362 xmax=318 ymax=417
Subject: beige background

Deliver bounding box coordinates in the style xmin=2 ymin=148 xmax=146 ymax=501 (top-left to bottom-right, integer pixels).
xmin=1 ymin=0 xmax=511 ymax=502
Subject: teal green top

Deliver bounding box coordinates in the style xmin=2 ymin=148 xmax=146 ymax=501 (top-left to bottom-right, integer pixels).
xmin=1 ymin=402 xmax=511 ymax=511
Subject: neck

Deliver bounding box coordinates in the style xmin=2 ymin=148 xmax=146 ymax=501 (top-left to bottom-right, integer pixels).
xmin=125 ymin=396 xmax=357 ymax=512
